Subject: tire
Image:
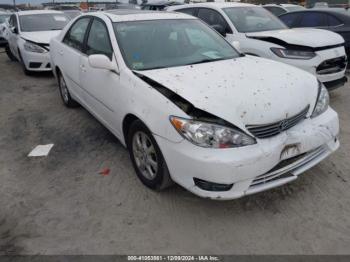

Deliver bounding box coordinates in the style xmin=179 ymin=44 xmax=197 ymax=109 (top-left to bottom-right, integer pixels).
xmin=57 ymin=71 xmax=79 ymax=108
xmin=127 ymin=120 xmax=173 ymax=191
xmin=18 ymin=50 xmax=33 ymax=76
xmin=5 ymin=44 xmax=17 ymax=61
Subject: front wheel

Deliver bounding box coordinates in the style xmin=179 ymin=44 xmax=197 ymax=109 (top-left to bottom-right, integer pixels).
xmin=127 ymin=120 xmax=173 ymax=191
xmin=5 ymin=44 xmax=17 ymax=61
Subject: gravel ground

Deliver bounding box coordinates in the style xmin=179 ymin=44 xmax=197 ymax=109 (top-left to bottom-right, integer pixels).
xmin=0 ymin=49 xmax=350 ymax=255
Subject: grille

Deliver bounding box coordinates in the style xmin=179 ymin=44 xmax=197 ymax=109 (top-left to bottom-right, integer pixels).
xmin=250 ymin=146 xmax=327 ymax=188
xmin=317 ymin=56 xmax=347 ymax=75
xmin=246 ymin=106 xmax=309 ymax=139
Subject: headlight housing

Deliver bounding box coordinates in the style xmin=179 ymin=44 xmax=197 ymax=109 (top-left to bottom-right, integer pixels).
xmin=170 ymin=116 xmax=256 ymax=148
xmin=311 ymin=82 xmax=329 ymax=118
xmin=24 ymin=41 xmax=47 ymax=53
xmin=271 ymin=47 xmax=316 ymax=60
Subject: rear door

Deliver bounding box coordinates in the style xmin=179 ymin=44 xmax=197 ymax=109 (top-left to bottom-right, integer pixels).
xmin=59 ymin=16 xmax=92 ymax=102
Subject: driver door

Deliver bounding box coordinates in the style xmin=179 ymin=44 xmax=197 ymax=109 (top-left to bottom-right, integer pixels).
xmin=8 ymin=14 xmax=20 ymax=58
xmin=79 ymin=18 xmax=122 ymax=137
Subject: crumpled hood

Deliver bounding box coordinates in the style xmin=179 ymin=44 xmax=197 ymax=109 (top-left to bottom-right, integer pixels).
xmin=137 ymin=56 xmax=318 ymax=130
xmin=21 ymin=30 xmax=61 ymax=44
xmin=246 ymin=28 xmax=344 ymax=48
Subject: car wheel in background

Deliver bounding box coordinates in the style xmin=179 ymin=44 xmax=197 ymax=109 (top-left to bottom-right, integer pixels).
xmin=5 ymin=44 xmax=17 ymax=62
xmin=57 ymin=71 xmax=79 ymax=108
xmin=127 ymin=120 xmax=173 ymax=191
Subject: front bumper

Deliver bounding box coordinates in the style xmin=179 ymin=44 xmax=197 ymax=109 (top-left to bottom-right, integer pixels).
xmin=155 ymin=108 xmax=339 ymax=200
xmin=21 ymin=48 xmax=52 ymax=72
xmin=323 ymin=76 xmax=348 ymax=91
xmin=274 ymin=46 xmax=347 ymax=88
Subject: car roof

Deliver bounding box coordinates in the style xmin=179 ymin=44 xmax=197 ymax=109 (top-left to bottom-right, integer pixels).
xmin=143 ymin=1 xmax=181 ymax=6
xmin=17 ymin=10 xmax=64 ymax=16
xmin=103 ymin=10 xmax=195 ymax=22
xmin=169 ymin=2 xmax=254 ymax=10
xmin=280 ymin=8 xmax=350 ymax=16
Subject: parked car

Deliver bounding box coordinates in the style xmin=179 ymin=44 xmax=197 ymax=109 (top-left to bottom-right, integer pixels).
xmin=168 ymin=3 xmax=348 ymax=90
xmin=141 ymin=1 xmax=183 ymax=11
xmin=314 ymin=2 xmax=329 ymax=8
xmin=5 ymin=10 xmax=70 ymax=75
xmin=62 ymin=10 xmax=82 ymax=19
xmin=0 ymin=11 xmax=10 ymax=46
xmin=50 ymin=10 xmax=339 ymax=200
xmin=279 ymin=9 xmax=350 ymax=60
xmin=263 ymin=4 xmax=305 ymax=17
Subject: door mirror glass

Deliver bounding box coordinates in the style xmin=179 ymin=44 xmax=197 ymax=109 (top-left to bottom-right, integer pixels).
xmin=211 ymin=24 xmax=226 ymax=37
xmin=88 ymin=54 xmax=116 ymax=71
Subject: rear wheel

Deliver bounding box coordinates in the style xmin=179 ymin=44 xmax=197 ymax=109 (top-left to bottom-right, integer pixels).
xmin=5 ymin=44 xmax=17 ymax=61
xmin=127 ymin=120 xmax=173 ymax=191
xmin=57 ymin=71 xmax=79 ymax=108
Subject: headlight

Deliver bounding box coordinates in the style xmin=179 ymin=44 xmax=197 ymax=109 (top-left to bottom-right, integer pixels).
xmin=24 ymin=41 xmax=47 ymax=53
xmin=170 ymin=116 xmax=256 ymax=148
xmin=311 ymin=82 xmax=329 ymax=118
xmin=271 ymin=47 xmax=316 ymax=60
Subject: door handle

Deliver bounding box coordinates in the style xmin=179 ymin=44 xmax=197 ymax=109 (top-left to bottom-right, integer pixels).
xmin=59 ymin=50 xmax=63 ymax=56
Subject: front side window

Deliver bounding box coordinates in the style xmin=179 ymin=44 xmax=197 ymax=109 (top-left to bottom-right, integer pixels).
xmin=177 ymin=8 xmax=196 ymax=16
xmin=299 ymin=12 xmax=327 ymax=27
xmin=86 ymin=19 xmax=113 ymax=59
xmin=113 ymin=19 xmax=239 ymax=71
xmin=327 ymin=15 xmax=343 ymax=27
xmin=223 ymin=6 xmax=287 ymax=33
xmin=279 ymin=13 xmax=301 ymax=27
xmin=63 ymin=17 xmax=91 ymax=52
xmin=197 ymin=8 xmax=231 ymax=33
xmin=19 ymin=14 xmax=69 ymax=32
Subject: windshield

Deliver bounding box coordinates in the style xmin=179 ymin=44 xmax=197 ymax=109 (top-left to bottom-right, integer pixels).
xmin=113 ymin=19 xmax=239 ymax=71
xmin=223 ymin=7 xmax=287 ymax=33
xmin=19 ymin=14 xmax=69 ymax=32
xmin=0 ymin=14 xmax=10 ymax=24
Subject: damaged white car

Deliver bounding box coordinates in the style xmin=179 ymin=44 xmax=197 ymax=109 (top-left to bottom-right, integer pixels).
xmin=168 ymin=3 xmax=348 ymax=90
xmin=50 ymin=11 xmax=339 ymax=200
xmin=5 ymin=10 xmax=70 ymax=75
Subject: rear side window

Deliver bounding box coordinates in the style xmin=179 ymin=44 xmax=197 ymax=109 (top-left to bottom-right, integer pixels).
xmin=299 ymin=12 xmax=327 ymax=27
xmin=86 ymin=19 xmax=113 ymax=59
xmin=63 ymin=17 xmax=91 ymax=52
xmin=197 ymin=8 xmax=232 ymax=33
xmin=176 ymin=8 xmax=196 ymax=16
xmin=280 ymin=13 xmax=300 ymax=27
xmin=327 ymin=15 xmax=343 ymax=26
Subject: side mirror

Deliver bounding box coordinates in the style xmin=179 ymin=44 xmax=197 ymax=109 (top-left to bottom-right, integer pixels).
xmin=88 ymin=54 xmax=118 ymax=73
xmin=211 ymin=24 xmax=226 ymax=37
xmin=231 ymin=41 xmax=241 ymax=52
xmin=11 ymin=27 xmax=18 ymax=34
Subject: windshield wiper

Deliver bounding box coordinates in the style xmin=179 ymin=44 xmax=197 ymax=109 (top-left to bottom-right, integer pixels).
xmin=186 ymin=57 xmax=227 ymax=66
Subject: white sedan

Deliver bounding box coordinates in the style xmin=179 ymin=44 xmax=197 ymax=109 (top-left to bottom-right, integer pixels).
xmin=0 ymin=11 xmax=11 ymax=46
xmin=5 ymin=10 xmax=70 ymax=75
xmin=50 ymin=11 xmax=339 ymax=200
xmin=168 ymin=3 xmax=348 ymax=90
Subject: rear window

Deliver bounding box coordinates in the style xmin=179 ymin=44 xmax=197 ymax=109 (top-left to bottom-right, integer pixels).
xmin=19 ymin=13 xmax=69 ymax=32
xmin=280 ymin=13 xmax=300 ymax=27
